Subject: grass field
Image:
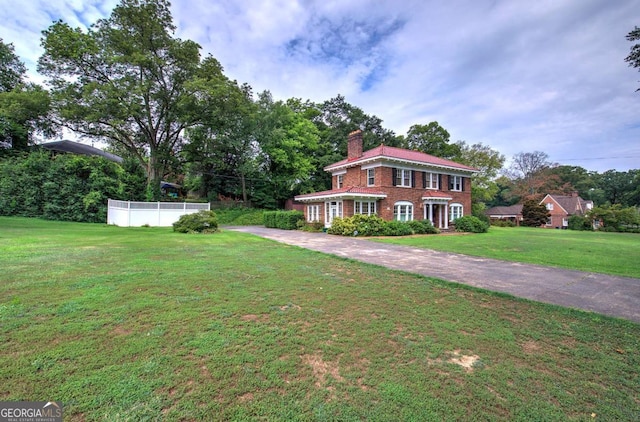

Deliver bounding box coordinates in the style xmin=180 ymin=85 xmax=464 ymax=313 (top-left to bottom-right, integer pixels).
xmin=373 ymin=226 xmax=640 ymax=278
xmin=1 ymin=217 xmax=638 ymax=421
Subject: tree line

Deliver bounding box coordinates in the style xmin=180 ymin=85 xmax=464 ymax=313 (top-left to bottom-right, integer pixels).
xmin=1 ymin=0 xmax=638 ymax=218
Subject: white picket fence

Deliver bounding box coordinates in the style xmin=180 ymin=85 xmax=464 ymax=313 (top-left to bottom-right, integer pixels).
xmin=107 ymin=199 xmax=210 ymax=227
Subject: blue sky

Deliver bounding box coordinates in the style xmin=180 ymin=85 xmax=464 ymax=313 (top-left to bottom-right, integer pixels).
xmin=1 ymin=0 xmax=639 ymax=172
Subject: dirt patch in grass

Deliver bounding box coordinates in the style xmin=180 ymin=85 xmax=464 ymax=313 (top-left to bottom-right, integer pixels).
xmin=302 ymin=353 xmax=344 ymax=388
xmin=449 ymin=350 xmax=480 ymax=371
xmin=240 ymin=314 xmax=270 ymax=322
xmin=522 ymin=340 xmax=541 ymax=354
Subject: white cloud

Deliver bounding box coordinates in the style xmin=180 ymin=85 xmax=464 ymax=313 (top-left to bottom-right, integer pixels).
xmin=0 ymin=0 xmax=638 ymax=172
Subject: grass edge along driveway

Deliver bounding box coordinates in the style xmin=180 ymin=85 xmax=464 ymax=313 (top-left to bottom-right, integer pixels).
xmin=372 ymin=226 xmax=640 ymax=279
xmin=1 ymin=217 xmax=639 ymax=421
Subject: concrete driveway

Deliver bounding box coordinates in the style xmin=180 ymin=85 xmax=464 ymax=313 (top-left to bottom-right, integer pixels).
xmin=226 ymin=226 xmax=640 ymax=324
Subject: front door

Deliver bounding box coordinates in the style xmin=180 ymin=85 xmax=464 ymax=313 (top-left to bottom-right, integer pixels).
xmin=325 ymin=201 xmax=343 ymax=227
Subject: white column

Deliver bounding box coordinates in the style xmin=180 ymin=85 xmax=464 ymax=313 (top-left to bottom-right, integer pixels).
xmin=444 ymin=203 xmax=449 ymax=229
xmin=429 ymin=203 xmax=433 ymax=224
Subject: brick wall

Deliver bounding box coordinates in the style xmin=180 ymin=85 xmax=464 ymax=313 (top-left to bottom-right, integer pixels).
xmin=324 ymin=166 xmax=473 ymax=224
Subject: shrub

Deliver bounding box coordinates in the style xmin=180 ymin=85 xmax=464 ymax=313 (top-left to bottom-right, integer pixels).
xmin=567 ymin=215 xmax=593 ymax=231
xmin=173 ymin=210 xmax=218 ymax=233
xmin=381 ymin=220 xmax=414 ymax=236
xmin=327 ymin=217 xmax=357 ymax=236
xmin=297 ymin=220 xmax=324 ymax=232
xmin=453 ymin=215 xmax=489 ymax=233
xmin=491 ymin=219 xmax=516 ymax=227
xmin=406 ymin=219 xmax=439 ymax=235
xmin=263 ymin=210 xmax=304 ymax=230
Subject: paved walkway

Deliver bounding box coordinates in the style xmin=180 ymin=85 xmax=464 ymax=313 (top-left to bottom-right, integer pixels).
xmin=226 ymin=226 xmax=640 ymax=323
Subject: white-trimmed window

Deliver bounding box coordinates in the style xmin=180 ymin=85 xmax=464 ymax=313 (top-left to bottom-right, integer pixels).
xmin=423 ymin=172 xmax=439 ymax=189
xmin=307 ymin=205 xmax=320 ymax=222
xmin=367 ymin=168 xmax=375 ymax=186
xmin=325 ymin=201 xmax=343 ymax=225
xmin=449 ymin=203 xmax=463 ymax=221
xmin=546 ymin=203 xmax=553 ymax=210
xmin=337 ymin=174 xmax=344 ymax=188
xmin=449 ymin=175 xmax=463 ymax=191
xmin=394 ymin=201 xmax=414 ymax=221
xmin=354 ymin=201 xmax=377 ymax=216
xmin=394 ymin=169 xmax=413 ymax=187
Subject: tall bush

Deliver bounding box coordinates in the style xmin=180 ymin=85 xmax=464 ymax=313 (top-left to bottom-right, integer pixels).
xmin=263 ymin=210 xmax=304 ymax=230
xmin=453 ymin=215 xmax=489 ymax=233
xmin=0 ymin=150 xmax=128 ymax=222
xmin=567 ymin=215 xmax=593 ymax=231
xmin=522 ymin=200 xmax=549 ymax=227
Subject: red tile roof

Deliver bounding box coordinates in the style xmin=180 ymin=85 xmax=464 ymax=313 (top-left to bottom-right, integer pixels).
xmin=326 ymin=145 xmax=476 ymax=172
xmin=422 ymin=191 xmax=453 ymax=199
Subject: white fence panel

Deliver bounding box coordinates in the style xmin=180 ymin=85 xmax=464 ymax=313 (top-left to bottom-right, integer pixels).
xmin=107 ymin=199 xmax=210 ymax=227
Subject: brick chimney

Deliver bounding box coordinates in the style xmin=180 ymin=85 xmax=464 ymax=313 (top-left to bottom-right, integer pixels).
xmin=571 ymin=191 xmax=579 ymax=197
xmin=347 ymin=130 xmax=363 ymax=160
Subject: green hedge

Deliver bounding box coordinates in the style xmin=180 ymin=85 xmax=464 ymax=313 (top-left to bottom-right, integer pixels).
xmin=0 ymin=151 xmax=129 ymax=223
xmin=263 ymin=210 xmax=305 ymax=230
xmin=453 ymin=215 xmax=489 ymax=233
xmin=327 ymin=215 xmax=439 ymax=237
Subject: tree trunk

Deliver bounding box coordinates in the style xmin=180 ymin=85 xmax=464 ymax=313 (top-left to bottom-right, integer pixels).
xmin=240 ymin=173 xmax=247 ymax=203
xmin=146 ymin=153 xmax=162 ymax=201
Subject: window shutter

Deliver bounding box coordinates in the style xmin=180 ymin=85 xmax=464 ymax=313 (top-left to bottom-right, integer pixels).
xmin=461 ymin=177 xmax=465 ymax=191
xmin=422 ymin=172 xmax=427 ymax=188
xmin=448 ymin=175 xmax=453 ymax=190
xmin=438 ymin=174 xmax=442 ymax=190
xmin=411 ymin=171 xmax=416 ymax=188
xmin=392 ymin=168 xmax=397 ymax=186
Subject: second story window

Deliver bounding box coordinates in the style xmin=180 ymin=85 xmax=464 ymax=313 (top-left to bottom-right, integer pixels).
xmin=449 ymin=175 xmax=463 ymax=191
xmin=393 ymin=169 xmax=413 ymax=187
xmin=423 ymin=172 xmax=439 ymax=189
xmin=337 ymin=174 xmax=344 ymax=188
xmin=367 ymin=168 xmax=375 ymax=186
xmin=546 ymin=203 xmax=553 ymax=210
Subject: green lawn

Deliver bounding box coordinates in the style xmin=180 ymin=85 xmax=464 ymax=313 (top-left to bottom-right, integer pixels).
xmin=373 ymin=226 xmax=640 ymax=278
xmin=1 ymin=217 xmax=638 ymax=421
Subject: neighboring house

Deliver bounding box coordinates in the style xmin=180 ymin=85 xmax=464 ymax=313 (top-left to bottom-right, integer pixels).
xmin=294 ymin=130 xmax=476 ymax=228
xmin=485 ymin=204 xmax=523 ymax=226
xmin=539 ymin=192 xmax=594 ymax=229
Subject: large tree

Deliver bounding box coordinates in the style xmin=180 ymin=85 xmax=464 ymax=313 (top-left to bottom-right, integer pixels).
xmin=0 ymin=39 xmax=52 ymax=150
xmin=626 ymin=26 xmax=640 ymax=91
xmin=307 ymin=95 xmax=399 ymax=192
xmin=38 ymin=0 xmax=232 ymax=199
xmin=402 ymin=122 xmax=461 ymax=160
xmin=0 ymin=84 xmax=53 ymax=150
xmin=0 ymin=39 xmax=25 ymax=93
xmin=182 ymin=81 xmax=258 ymax=202
xmin=505 ymin=151 xmax=554 ymax=199
xmin=253 ymin=91 xmax=320 ymax=208
xmin=455 ymin=141 xmax=505 ymax=213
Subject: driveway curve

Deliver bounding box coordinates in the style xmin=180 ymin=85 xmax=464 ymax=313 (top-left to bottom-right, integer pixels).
xmin=226 ymin=226 xmax=640 ymax=324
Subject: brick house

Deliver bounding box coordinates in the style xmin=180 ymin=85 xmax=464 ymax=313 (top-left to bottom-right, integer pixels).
xmin=294 ymin=130 xmax=476 ymax=229
xmin=485 ymin=204 xmax=524 ymax=226
xmin=539 ymin=192 xmax=594 ymax=229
